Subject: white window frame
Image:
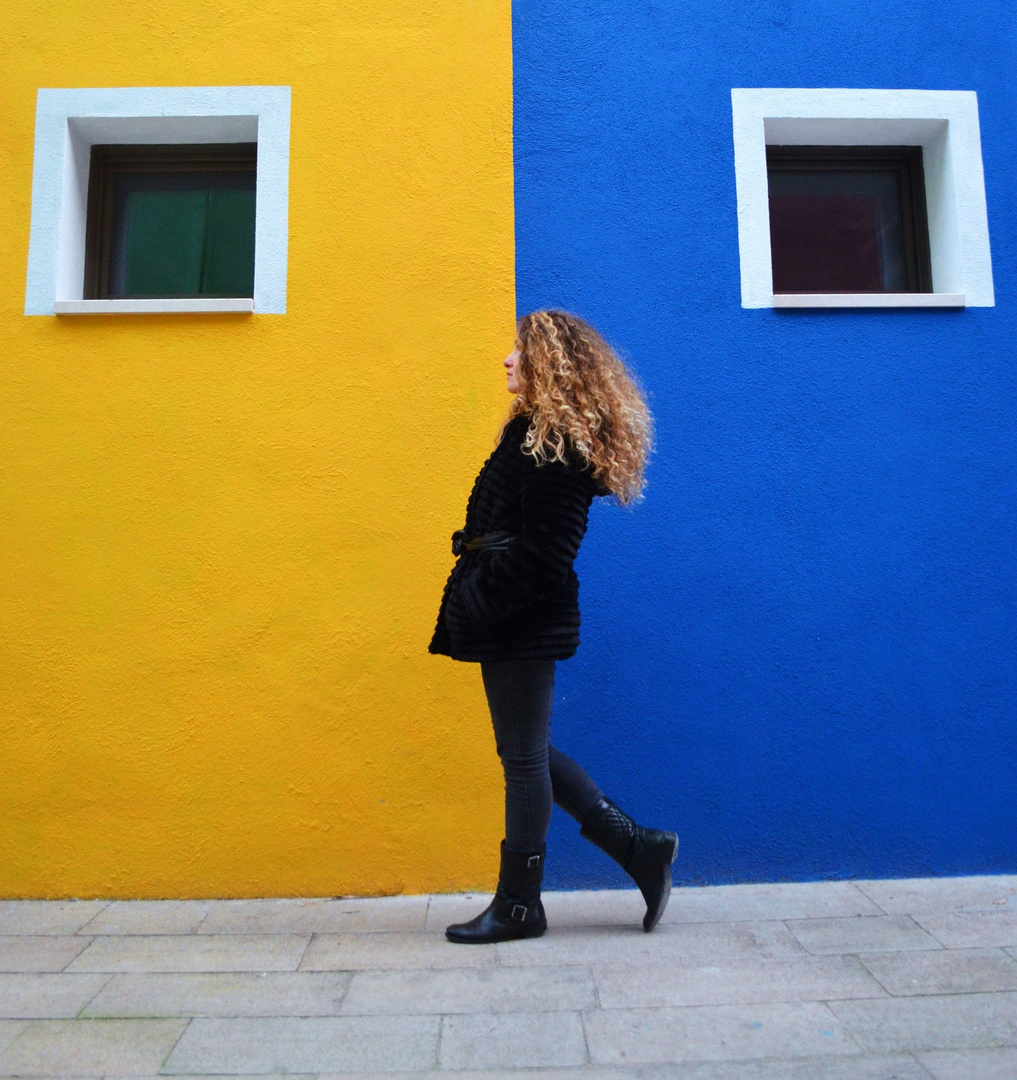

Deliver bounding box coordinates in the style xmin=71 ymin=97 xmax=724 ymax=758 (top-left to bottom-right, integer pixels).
xmin=731 ymin=88 xmax=994 ymax=309
xmin=24 ymin=85 xmax=291 ymax=315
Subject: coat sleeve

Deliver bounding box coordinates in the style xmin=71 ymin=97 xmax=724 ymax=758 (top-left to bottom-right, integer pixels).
xmin=452 ymin=457 xmax=590 ymax=626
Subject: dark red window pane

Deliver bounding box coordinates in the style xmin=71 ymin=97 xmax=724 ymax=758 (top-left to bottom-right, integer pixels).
xmin=768 ymin=169 xmax=908 ymax=293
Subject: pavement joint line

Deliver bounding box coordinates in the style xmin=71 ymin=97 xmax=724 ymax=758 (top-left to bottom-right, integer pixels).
xmin=158 ymin=1013 xmax=194 ymax=1074
xmin=191 ymin=900 xmax=218 ymax=935
xmin=296 ymin=932 xmax=313 ymax=970
xmin=578 ymin=1002 xmax=593 ymax=1065
xmin=295 ymin=933 xmax=315 ymax=972
xmin=855 ymin=958 xmax=905 ymax=999
xmin=73 ymin=902 xmax=111 ymax=937
xmin=854 ymin=881 xmax=894 ymax=916
xmin=59 ymin=936 xmax=94 ymax=972
xmin=336 ymin=968 xmax=354 ymax=1013
xmin=435 ymin=1012 xmax=446 ymax=1070
xmin=589 ymin=964 xmax=603 ymax=1013
xmin=829 ymin=999 xmax=867 ymax=1055
xmin=914 ymin=1059 xmax=941 ymax=1080
xmin=586 ymin=995 xmax=881 ymax=1012
xmin=74 ymin=973 xmax=116 ymax=1017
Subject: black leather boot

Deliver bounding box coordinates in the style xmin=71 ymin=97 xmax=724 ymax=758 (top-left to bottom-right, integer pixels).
xmin=580 ymin=797 xmax=678 ymax=932
xmin=445 ymin=842 xmax=547 ymax=944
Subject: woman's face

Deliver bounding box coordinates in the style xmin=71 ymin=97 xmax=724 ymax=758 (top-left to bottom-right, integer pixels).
xmin=504 ymin=346 xmax=524 ymax=394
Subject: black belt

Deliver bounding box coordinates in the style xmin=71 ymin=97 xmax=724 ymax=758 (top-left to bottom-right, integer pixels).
xmin=451 ymin=530 xmax=518 ymax=556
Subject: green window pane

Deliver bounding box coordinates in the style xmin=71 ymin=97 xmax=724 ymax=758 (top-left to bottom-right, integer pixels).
xmin=123 ymin=190 xmax=208 ymax=296
xmin=200 ymin=189 xmax=256 ymax=297
xmin=112 ymin=170 xmax=256 ymax=298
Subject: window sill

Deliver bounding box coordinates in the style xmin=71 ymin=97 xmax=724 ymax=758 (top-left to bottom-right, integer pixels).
xmin=772 ymin=293 xmax=965 ymax=309
xmin=54 ymin=298 xmax=254 ymax=315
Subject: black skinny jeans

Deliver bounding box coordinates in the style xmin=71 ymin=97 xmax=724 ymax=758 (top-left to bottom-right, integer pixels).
xmin=480 ymin=659 xmax=604 ymax=853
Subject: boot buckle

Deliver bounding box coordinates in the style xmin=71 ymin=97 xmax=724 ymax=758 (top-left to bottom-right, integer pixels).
xmin=527 ymin=855 xmax=541 ymax=868
xmin=510 ymin=903 xmax=527 ymax=921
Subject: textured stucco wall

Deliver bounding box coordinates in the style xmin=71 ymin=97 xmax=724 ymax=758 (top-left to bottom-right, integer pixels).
xmin=513 ymin=0 xmax=1017 ymax=887
xmin=1 ymin=0 xmax=515 ymax=897
xmin=5 ymin=0 xmax=1015 ymax=900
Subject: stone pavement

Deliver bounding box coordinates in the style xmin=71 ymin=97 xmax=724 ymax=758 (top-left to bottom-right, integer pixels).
xmin=1 ymin=876 xmax=1016 ymax=1078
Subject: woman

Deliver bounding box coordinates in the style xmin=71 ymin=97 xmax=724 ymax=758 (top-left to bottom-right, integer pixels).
xmin=430 ymin=309 xmax=677 ymax=944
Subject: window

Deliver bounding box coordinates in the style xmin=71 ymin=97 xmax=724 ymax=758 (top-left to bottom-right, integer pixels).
xmin=85 ymin=143 xmax=257 ymax=301
xmin=730 ymin=89 xmax=994 ymax=309
xmin=24 ymin=86 xmax=290 ymax=315
xmin=767 ymin=145 xmax=932 ymax=295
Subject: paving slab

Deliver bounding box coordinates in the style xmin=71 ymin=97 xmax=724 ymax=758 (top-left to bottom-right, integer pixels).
xmin=593 ymin=955 xmax=886 ymax=1009
xmin=310 ymin=1065 xmax=928 ymax=1080
xmin=660 ymin=882 xmax=885 ymax=924
xmin=488 ymin=1057 xmax=931 ymax=1080
xmin=651 ymin=1057 xmax=930 ymax=1079
xmin=542 ymin=889 xmax=650 ymax=930
xmin=0 ymin=935 xmax=91 ymax=972
xmin=116 ymin=1075 xmax=305 ymax=1080
xmin=424 ymin=893 xmax=499 ymax=933
xmin=918 ymin=1046 xmax=1017 ymax=1080
xmin=495 ymin=920 xmax=806 ymax=968
xmin=859 ymin=948 xmax=1017 ymax=996
xmin=786 ymin=916 xmax=941 ymax=955
xmin=439 ymin=1010 xmax=588 ymax=1069
xmin=301 ymin=929 xmax=497 ymax=970
xmin=81 ymin=971 xmax=352 ymax=1017
xmin=913 ymin=909 xmax=1017 ymax=949
xmin=583 ymin=1001 xmax=859 ymax=1066
xmin=341 ymin=965 xmax=596 ymax=1015
xmin=316 ymin=1071 xmax=635 ymax=1080
xmin=856 ymin=876 xmax=1017 ymax=915
xmin=0 ymin=973 xmax=110 ymax=1018
xmin=66 ymin=935 xmax=310 ymax=973
xmin=0 ymin=1018 xmax=186 ymax=1075
xmin=0 ymin=1020 xmax=27 ymax=1053
xmin=79 ymin=901 xmax=216 ymax=936
xmin=0 ymin=901 xmax=108 ymax=936
xmin=829 ymin=991 xmax=1017 ymax=1052
xmin=198 ymin=896 xmax=427 ymax=935
xmin=162 ymin=1015 xmax=439 ymax=1073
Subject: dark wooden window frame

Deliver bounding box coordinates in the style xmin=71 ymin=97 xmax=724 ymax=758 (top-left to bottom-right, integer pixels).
xmin=84 ymin=143 xmax=258 ymax=300
xmin=766 ymin=145 xmax=933 ymax=294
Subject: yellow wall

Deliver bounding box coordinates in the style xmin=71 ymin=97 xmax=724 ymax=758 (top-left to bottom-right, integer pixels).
xmin=0 ymin=0 xmax=515 ymax=897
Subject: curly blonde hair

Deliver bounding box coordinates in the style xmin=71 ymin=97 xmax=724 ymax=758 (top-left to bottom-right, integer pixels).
xmin=504 ymin=310 xmax=653 ymax=505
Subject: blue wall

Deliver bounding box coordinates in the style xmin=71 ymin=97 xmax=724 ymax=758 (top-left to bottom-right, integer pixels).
xmin=511 ymin=0 xmax=1017 ymax=886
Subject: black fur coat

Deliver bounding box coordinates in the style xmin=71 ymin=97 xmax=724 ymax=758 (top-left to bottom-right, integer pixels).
xmin=429 ymin=415 xmax=600 ymax=661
